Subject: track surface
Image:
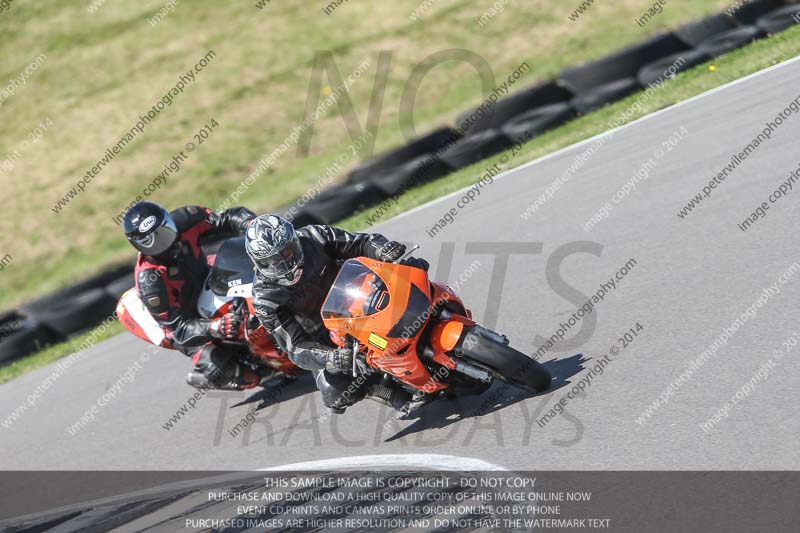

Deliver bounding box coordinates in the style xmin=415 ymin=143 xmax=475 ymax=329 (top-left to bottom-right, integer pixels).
xmin=2 ymin=59 xmax=799 ymax=471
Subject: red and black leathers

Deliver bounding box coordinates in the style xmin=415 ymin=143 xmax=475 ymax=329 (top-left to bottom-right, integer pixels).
xmin=135 ymin=205 xmax=255 ymax=355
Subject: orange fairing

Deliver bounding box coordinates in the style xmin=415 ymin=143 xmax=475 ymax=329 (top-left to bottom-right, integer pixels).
xmin=321 ymin=258 xmax=447 ymax=393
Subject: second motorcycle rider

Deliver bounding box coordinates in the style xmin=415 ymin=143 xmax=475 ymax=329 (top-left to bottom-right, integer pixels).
xmin=123 ymin=201 xmax=263 ymax=390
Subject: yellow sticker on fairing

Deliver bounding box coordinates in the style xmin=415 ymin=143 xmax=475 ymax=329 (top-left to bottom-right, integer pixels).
xmin=368 ymin=332 xmax=388 ymax=350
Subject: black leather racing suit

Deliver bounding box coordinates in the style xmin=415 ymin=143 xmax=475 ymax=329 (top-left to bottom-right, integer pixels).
xmin=251 ymin=225 xmax=389 ymax=406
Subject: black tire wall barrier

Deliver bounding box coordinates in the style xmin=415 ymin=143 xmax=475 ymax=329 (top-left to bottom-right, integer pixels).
xmin=439 ymin=130 xmax=514 ymax=170
xmin=637 ymin=50 xmax=714 ymax=87
xmin=369 ymin=153 xmax=453 ymax=196
xmin=347 ymin=127 xmax=461 ymax=183
xmin=500 ymin=103 xmax=576 ymax=144
xmin=559 ymin=33 xmax=689 ymax=95
xmin=674 ymin=14 xmax=739 ymax=47
xmin=455 ymin=81 xmax=572 ymax=136
xmin=0 ymin=312 xmax=64 ymax=364
xmin=732 ymin=0 xmax=786 ymax=25
xmin=300 ymin=182 xmax=387 ymax=224
xmin=2 ymin=1 xmax=798 ymax=365
xmin=570 ymin=78 xmax=642 ymax=114
xmin=758 ymin=4 xmax=800 ymax=33
xmin=699 ymin=26 xmax=767 ymax=57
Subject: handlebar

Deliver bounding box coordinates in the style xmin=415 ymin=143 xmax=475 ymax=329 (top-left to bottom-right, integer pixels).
xmin=350 ymin=336 xmax=359 ymax=377
xmin=230 ymin=298 xmax=248 ymax=319
xmin=395 ymin=243 xmax=420 ymax=264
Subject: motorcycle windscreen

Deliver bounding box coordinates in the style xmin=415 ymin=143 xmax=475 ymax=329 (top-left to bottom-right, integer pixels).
xmin=208 ymin=237 xmax=256 ymax=297
xmin=321 ymin=259 xmax=390 ymax=319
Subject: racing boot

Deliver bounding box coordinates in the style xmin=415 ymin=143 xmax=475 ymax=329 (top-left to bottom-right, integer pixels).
xmin=186 ymin=365 xmax=261 ymax=391
xmin=317 ymin=369 xmax=367 ymax=414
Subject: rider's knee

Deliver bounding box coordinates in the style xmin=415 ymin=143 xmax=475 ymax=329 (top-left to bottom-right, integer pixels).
xmin=193 ymin=344 xmax=238 ymax=387
xmin=314 ymin=370 xmax=360 ymax=409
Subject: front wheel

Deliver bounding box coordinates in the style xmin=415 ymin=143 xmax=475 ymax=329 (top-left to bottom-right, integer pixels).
xmin=458 ymin=327 xmax=551 ymax=392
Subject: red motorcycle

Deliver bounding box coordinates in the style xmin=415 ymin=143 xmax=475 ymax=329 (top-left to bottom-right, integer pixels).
xmin=321 ymin=251 xmax=551 ymax=412
xmin=117 ymin=237 xmax=299 ymax=381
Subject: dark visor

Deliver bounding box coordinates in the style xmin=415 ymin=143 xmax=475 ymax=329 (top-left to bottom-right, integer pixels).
xmin=133 ymin=217 xmax=179 ymax=256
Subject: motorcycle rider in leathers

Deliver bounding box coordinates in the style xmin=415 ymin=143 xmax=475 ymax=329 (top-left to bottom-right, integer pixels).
xmin=123 ymin=201 xmax=267 ymax=390
xmin=246 ymin=214 xmax=428 ymax=413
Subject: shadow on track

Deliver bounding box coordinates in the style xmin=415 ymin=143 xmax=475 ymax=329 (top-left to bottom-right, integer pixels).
xmin=384 ymin=354 xmax=587 ymax=442
xmin=231 ymin=372 xmax=317 ymax=410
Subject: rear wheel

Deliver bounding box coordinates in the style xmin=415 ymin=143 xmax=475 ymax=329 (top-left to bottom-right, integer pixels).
xmin=458 ymin=327 xmax=551 ymax=392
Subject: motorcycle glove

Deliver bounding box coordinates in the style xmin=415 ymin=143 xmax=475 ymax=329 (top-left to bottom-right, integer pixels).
xmin=325 ymin=347 xmax=354 ymax=374
xmin=376 ymin=241 xmax=406 ymax=262
xmin=209 ymin=313 xmax=243 ymax=339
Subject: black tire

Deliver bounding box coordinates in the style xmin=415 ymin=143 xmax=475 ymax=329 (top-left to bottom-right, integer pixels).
xmin=0 ymin=313 xmax=64 ymax=364
xmin=347 ymin=127 xmax=461 ymax=183
xmin=559 ymin=32 xmax=687 ymax=94
xmin=0 ymin=310 xmax=20 ymax=329
xmin=21 ymin=263 xmax=133 ymax=318
xmin=458 ymin=328 xmax=551 ymax=392
xmin=675 ymin=13 xmax=738 ymax=47
xmin=570 ymin=77 xmax=640 ymax=114
xmin=438 ymin=129 xmax=512 ymax=170
xmin=105 ymin=271 xmax=136 ymax=300
xmin=637 ymin=49 xmax=712 ymax=87
xmin=455 ymin=81 xmax=572 ymax=136
xmin=500 ymin=102 xmax=575 ymax=144
xmin=21 ymin=288 xmax=117 ymax=337
xmin=73 ymin=263 xmax=133 ymax=293
xmin=731 ymin=0 xmax=784 ymax=25
xmin=302 ymin=182 xmax=387 ymax=224
xmin=369 ymin=152 xmax=451 ymax=196
xmin=757 ymin=5 xmax=800 ymax=35
xmin=73 ymin=264 xmax=134 ymax=294
xmin=273 ymin=203 xmax=325 ymax=228
xmin=287 ymin=210 xmax=324 ymax=228
xmin=698 ymin=26 xmax=766 ymax=58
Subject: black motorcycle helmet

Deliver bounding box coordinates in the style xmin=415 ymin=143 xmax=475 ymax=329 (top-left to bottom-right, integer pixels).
xmin=123 ymin=201 xmax=180 ymax=258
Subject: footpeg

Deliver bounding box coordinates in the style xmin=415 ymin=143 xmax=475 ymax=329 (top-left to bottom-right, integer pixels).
xmin=256 ymin=369 xmax=284 ymax=387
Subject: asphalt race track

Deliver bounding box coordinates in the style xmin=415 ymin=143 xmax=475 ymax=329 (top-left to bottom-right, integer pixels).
xmin=2 ymin=58 xmax=799 ymax=472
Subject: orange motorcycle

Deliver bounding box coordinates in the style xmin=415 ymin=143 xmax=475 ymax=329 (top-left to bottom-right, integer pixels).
xmin=321 ymin=251 xmax=551 ymax=412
